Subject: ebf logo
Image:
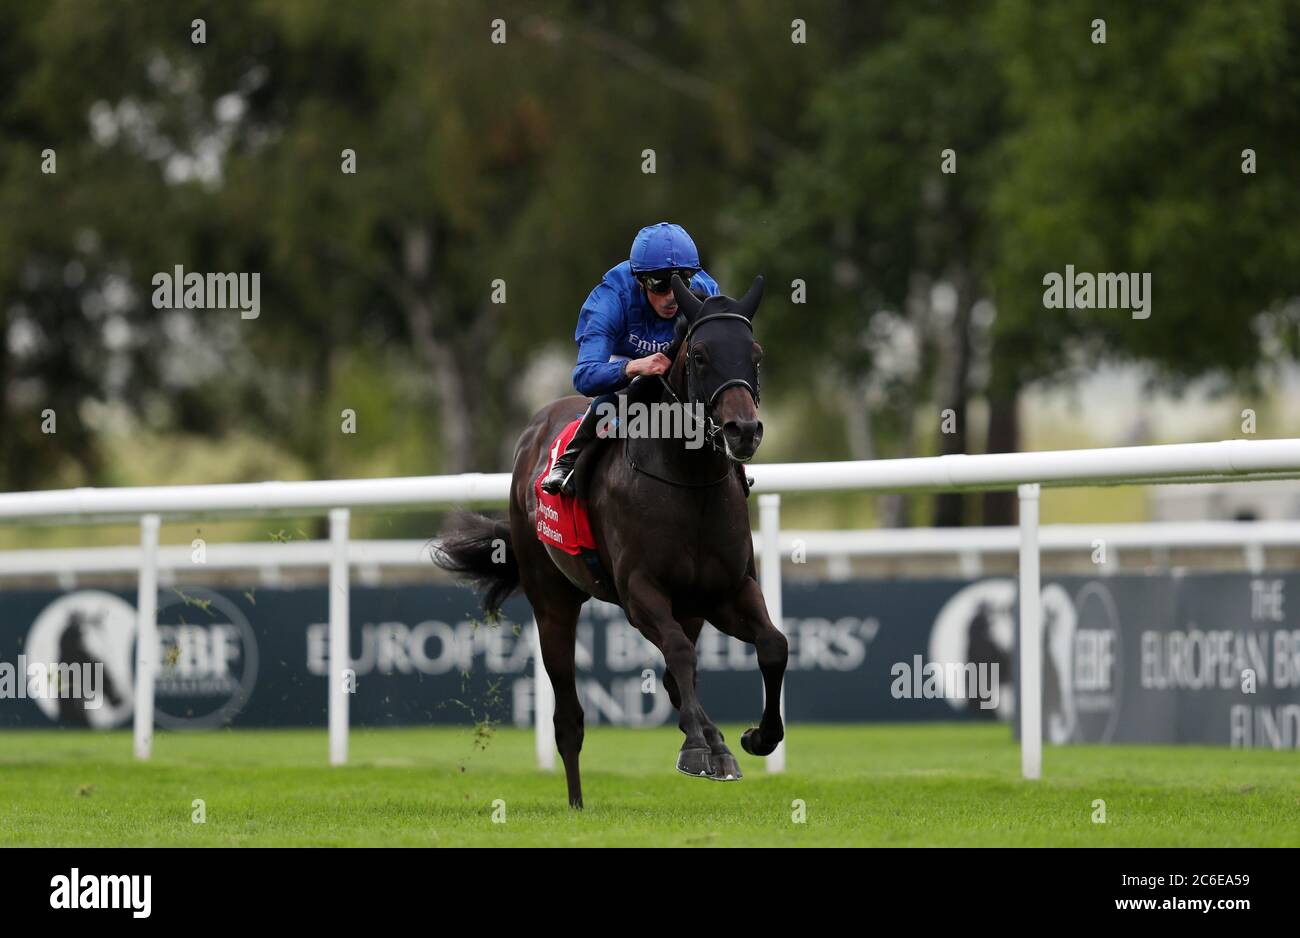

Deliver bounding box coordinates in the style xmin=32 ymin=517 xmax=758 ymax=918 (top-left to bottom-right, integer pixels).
xmin=153 ymin=588 xmax=258 ymax=729
xmin=927 ymin=578 xmax=1080 ymax=742
xmin=24 ymin=587 xmax=258 ymax=729
xmin=1071 ymin=581 xmax=1123 ymax=744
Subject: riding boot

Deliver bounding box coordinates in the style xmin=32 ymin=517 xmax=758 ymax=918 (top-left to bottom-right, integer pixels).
xmin=541 ymin=399 xmax=606 ymax=496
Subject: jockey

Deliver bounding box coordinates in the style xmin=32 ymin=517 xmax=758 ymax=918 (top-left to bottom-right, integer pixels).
xmin=541 ymin=222 xmax=720 ymax=496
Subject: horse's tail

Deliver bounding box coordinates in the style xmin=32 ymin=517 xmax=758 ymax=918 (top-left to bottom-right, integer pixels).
xmin=432 ymin=511 xmax=520 ymax=618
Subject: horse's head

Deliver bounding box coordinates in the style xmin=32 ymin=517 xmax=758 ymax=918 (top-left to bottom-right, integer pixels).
xmin=669 ymin=274 xmax=765 ymax=461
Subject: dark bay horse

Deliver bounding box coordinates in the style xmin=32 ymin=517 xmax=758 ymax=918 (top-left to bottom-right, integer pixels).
xmin=434 ymin=275 xmax=787 ymax=808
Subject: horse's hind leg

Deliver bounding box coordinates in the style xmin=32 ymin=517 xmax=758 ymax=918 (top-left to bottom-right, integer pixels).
xmin=511 ymin=485 xmax=588 ymax=807
xmin=535 ymin=599 xmax=586 ymax=808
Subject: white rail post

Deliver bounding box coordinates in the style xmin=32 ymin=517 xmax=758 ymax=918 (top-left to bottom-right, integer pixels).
xmin=533 ymin=617 xmax=555 ymax=770
xmin=759 ymin=493 xmax=787 ymax=773
xmin=133 ymin=513 xmax=160 ymax=760
xmin=1018 ymin=484 xmax=1042 ymax=780
xmin=328 ymin=508 xmax=350 ymax=766
xmin=1244 ymin=541 xmax=1265 ymax=575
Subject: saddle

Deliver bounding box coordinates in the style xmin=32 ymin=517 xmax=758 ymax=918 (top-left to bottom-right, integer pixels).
xmin=535 ymin=419 xmax=598 ymax=555
xmin=534 ymin=419 xmax=612 ymax=592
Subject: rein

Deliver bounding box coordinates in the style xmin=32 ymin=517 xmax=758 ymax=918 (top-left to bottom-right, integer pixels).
xmin=619 ymin=374 xmax=732 ymax=489
xmin=624 ymin=439 xmax=733 ymax=488
xmin=656 ymin=374 xmax=731 ymax=459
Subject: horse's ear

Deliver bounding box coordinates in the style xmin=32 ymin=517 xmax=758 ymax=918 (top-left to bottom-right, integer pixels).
xmin=667 ymin=314 xmax=690 ymax=360
xmin=671 ymin=274 xmax=704 ymax=322
xmin=738 ymin=275 xmax=764 ymax=321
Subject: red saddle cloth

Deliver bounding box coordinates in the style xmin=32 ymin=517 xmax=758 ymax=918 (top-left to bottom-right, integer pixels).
xmin=533 ymin=418 xmax=598 ymax=555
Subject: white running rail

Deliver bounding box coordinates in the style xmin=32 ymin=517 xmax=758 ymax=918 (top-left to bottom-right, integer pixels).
xmin=3 ymin=521 xmax=1297 ymax=580
xmin=3 ymin=437 xmax=1300 ymax=779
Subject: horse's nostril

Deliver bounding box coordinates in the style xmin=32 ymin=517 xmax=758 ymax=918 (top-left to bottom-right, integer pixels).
xmin=724 ymin=419 xmax=760 ymax=452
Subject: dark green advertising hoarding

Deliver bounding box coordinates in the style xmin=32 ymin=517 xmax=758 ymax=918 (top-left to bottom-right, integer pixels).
xmin=1 ymin=572 xmax=1297 ymax=748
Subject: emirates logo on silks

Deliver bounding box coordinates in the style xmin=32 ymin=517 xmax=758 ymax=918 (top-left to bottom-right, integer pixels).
xmin=627 ymin=333 xmax=673 ymax=354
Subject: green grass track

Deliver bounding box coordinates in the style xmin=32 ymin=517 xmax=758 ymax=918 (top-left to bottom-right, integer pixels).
xmin=2 ymin=724 xmax=1296 ymax=847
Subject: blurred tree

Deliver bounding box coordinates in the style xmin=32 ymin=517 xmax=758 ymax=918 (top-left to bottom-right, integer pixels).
xmin=0 ymin=0 xmax=872 ymax=487
xmin=731 ymin=1 xmax=1005 ymax=526
xmin=7 ymin=0 xmax=1297 ymax=530
xmin=734 ymin=0 xmax=1300 ymax=526
xmin=990 ymin=0 xmax=1300 ymax=387
xmin=985 ymin=0 xmax=1300 ymax=518
xmin=0 ymin=0 xmax=263 ymax=488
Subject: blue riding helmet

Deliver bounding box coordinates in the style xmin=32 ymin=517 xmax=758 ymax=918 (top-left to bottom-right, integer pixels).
xmin=629 ymin=222 xmax=701 ymax=274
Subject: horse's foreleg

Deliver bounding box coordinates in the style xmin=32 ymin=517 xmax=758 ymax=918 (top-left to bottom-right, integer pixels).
xmin=625 ymin=578 xmax=729 ymax=779
xmin=717 ymin=577 xmax=788 ymax=758
xmin=660 ymin=616 xmax=703 ymax=711
xmin=676 ymin=616 xmax=739 ymax=777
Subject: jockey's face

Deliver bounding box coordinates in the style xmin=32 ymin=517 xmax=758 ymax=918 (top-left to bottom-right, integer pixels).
xmin=644 ymin=284 xmax=679 ymax=319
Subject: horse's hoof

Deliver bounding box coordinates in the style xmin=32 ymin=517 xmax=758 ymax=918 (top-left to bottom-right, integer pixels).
xmin=709 ymin=752 xmax=743 ymax=781
xmin=676 ymin=748 xmax=713 ymax=778
xmin=741 ymin=727 xmax=780 ymax=757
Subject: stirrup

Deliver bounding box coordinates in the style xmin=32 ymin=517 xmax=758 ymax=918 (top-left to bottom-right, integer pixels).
xmin=541 ymin=458 xmax=576 ymax=495
xmin=557 ymin=466 xmax=578 ymax=497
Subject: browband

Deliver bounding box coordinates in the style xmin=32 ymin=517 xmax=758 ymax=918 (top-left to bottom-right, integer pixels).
xmin=683 ymin=310 xmax=760 ymax=408
xmin=684 ymin=311 xmax=753 ymax=343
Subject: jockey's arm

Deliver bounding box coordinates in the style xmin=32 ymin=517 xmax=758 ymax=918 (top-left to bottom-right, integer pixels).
xmin=625 ymin=353 xmax=672 ymax=378
xmin=573 ymin=324 xmax=631 ymax=397
xmin=574 ymin=339 xmax=669 ymax=396
xmin=572 ymin=277 xmax=687 ymax=397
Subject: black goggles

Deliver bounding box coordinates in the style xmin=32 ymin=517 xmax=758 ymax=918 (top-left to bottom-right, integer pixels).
xmin=638 ymin=268 xmax=698 ymax=295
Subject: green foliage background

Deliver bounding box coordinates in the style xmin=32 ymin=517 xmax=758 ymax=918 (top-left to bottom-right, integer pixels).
xmin=3 ymin=0 xmax=1299 ymax=544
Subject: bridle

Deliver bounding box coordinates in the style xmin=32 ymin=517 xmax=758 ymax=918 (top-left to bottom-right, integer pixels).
xmin=682 ymin=311 xmax=761 ymax=410
xmin=656 ymin=308 xmax=761 ymax=461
